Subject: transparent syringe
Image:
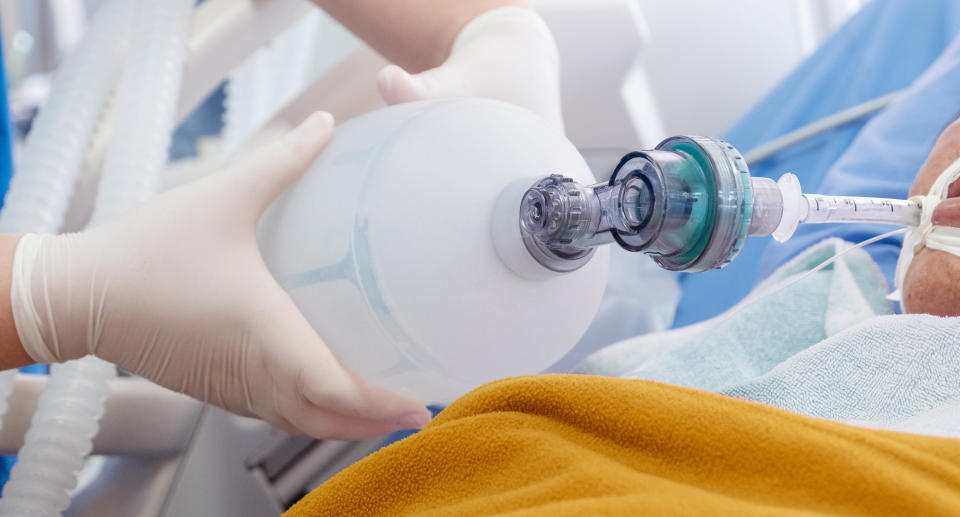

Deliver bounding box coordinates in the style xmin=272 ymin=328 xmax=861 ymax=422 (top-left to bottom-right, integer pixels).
xmin=748 ymin=172 xmax=921 ymax=243
xmin=797 ymin=194 xmax=920 ymax=226
xmin=517 ymin=136 xmax=921 ymax=274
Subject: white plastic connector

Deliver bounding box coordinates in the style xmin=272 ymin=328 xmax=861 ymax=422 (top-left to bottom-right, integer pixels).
xmin=772 ymin=173 xmax=805 ymax=243
xmin=491 ymin=178 xmax=564 ymax=281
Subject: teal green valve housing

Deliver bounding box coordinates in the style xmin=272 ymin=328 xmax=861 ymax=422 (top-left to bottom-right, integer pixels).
xmin=520 ymin=136 xmax=778 ymax=273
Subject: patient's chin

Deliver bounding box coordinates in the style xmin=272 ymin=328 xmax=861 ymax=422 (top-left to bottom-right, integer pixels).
xmin=903 ymin=249 xmax=960 ymax=316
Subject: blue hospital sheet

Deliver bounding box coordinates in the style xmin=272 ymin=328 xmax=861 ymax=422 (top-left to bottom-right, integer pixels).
xmin=673 ymin=0 xmax=960 ymax=326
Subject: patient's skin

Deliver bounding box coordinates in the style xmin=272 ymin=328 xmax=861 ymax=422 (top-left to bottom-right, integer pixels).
xmin=903 ymin=119 xmax=960 ymax=316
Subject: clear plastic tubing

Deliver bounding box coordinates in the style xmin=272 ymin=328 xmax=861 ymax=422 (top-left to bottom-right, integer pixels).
xmin=800 ymin=193 xmax=921 ymax=227
xmin=0 ymin=0 xmax=135 ymax=433
xmin=0 ymin=0 xmax=194 ymax=515
xmin=752 ymin=174 xmax=922 ymax=243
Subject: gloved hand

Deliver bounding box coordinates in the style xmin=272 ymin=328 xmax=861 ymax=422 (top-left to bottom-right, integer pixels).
xmin=9 ymin=112 xmax=433 ymax=440
xmin=377 ymin=7 xmax=564 ymax=130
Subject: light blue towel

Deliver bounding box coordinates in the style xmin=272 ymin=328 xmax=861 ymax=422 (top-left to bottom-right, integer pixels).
xmin=726 ymin=314 xmax=960 ymax=438
xmin=577 ymin=240 xmax=960 ymax=438
xmin=577 ymin=239 xmax=892 ymax=390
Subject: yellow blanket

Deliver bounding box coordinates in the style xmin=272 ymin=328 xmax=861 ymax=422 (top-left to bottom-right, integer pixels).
xmin=286 ymin=375 xmax=960 ymax=516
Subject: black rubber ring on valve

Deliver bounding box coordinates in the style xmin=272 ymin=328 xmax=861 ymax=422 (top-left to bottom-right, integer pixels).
xmin=610 ymin=152 xmax=659 ymax=253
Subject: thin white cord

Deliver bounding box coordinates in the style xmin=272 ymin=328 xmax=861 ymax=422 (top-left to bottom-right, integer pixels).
xmin=716 ymin=227 xmax=908 ymax=324
xmin=743 ymin=90 xmax=902 ymax=165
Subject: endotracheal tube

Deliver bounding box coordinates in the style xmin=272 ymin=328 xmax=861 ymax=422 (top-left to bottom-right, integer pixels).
xmin=520 ymin=136 xmax=921 ymax=273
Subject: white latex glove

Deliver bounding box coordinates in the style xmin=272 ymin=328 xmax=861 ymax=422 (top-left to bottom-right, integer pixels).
xmin=9 ymin=112 xmax=433 ymax=440
xmin=377 ymin=7 xmax=564 ymax=130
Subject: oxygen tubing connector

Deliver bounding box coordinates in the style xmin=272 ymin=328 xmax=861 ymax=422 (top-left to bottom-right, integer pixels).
xmin=519 ymin=135 xmax=924 ymax=275
xmin=520 ymin=136 xmax=756 ymax=273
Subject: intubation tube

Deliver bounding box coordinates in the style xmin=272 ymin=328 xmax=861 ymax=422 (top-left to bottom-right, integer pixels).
xmin=749 ymin=172 xmax=923 ymax=243
xmin=800 ymin=194 xmax=921 ymax=227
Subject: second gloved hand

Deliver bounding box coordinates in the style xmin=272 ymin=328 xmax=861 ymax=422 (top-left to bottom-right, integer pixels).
xmin=377 ymin=7 xmax=564 ymax=130
xmin=9 ymin=112 xmax=433 ymax=440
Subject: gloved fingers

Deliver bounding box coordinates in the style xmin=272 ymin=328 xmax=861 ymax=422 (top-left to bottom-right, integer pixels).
xmin=264 ymin=412 xmax=302 ymax=436
xmin=296 ymin=366 xmax=431 ymax=428
xmin=377 ymin=64 xmax=469 ymax=106
xmin=932 ymin=197 xmax=960 ymax=227
xmin=254 ymin=292 xmax=432 ymax=435
xmin=284 ymin=401 xmax=428 ymax=441
xmin=219 ymin=111 xmax=334 ymax=223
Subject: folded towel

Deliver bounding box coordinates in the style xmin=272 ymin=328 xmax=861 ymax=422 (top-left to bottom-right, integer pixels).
xmin=578 ymin=239 xmax=960 ymax=439
xmin=576 ymin=239 xmax=892 ymax=391
xmin=285 ymin=375 xmax=960 ymax=516
xmin=727 ymin=313 xmax=960 ymax=438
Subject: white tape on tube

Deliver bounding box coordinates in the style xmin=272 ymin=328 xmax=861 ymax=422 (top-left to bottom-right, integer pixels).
xmin=891 ymin=157 xmax=960 ymax=302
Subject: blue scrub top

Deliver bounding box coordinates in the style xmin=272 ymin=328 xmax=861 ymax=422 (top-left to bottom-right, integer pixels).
xmin=0 ymin=27 xmax=16 ymax=487
xmin=0 ymin=29 xmax=13 ymax=209
xmin=673 ymin=0 xmax=960 ymax=326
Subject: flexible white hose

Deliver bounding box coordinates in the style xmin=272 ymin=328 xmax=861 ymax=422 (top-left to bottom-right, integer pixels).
xmin=0 ymin=1 xmax=133 ymax=234
xmin=0 ymin=360 xmax=116 ymax=516
xmin=0 ymin=0 xmax=135 ymax=432
xmin=89 ymin=0 xmax=194 ymax=223
xmin=0 ymin=0 xmax=194 ymax=515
